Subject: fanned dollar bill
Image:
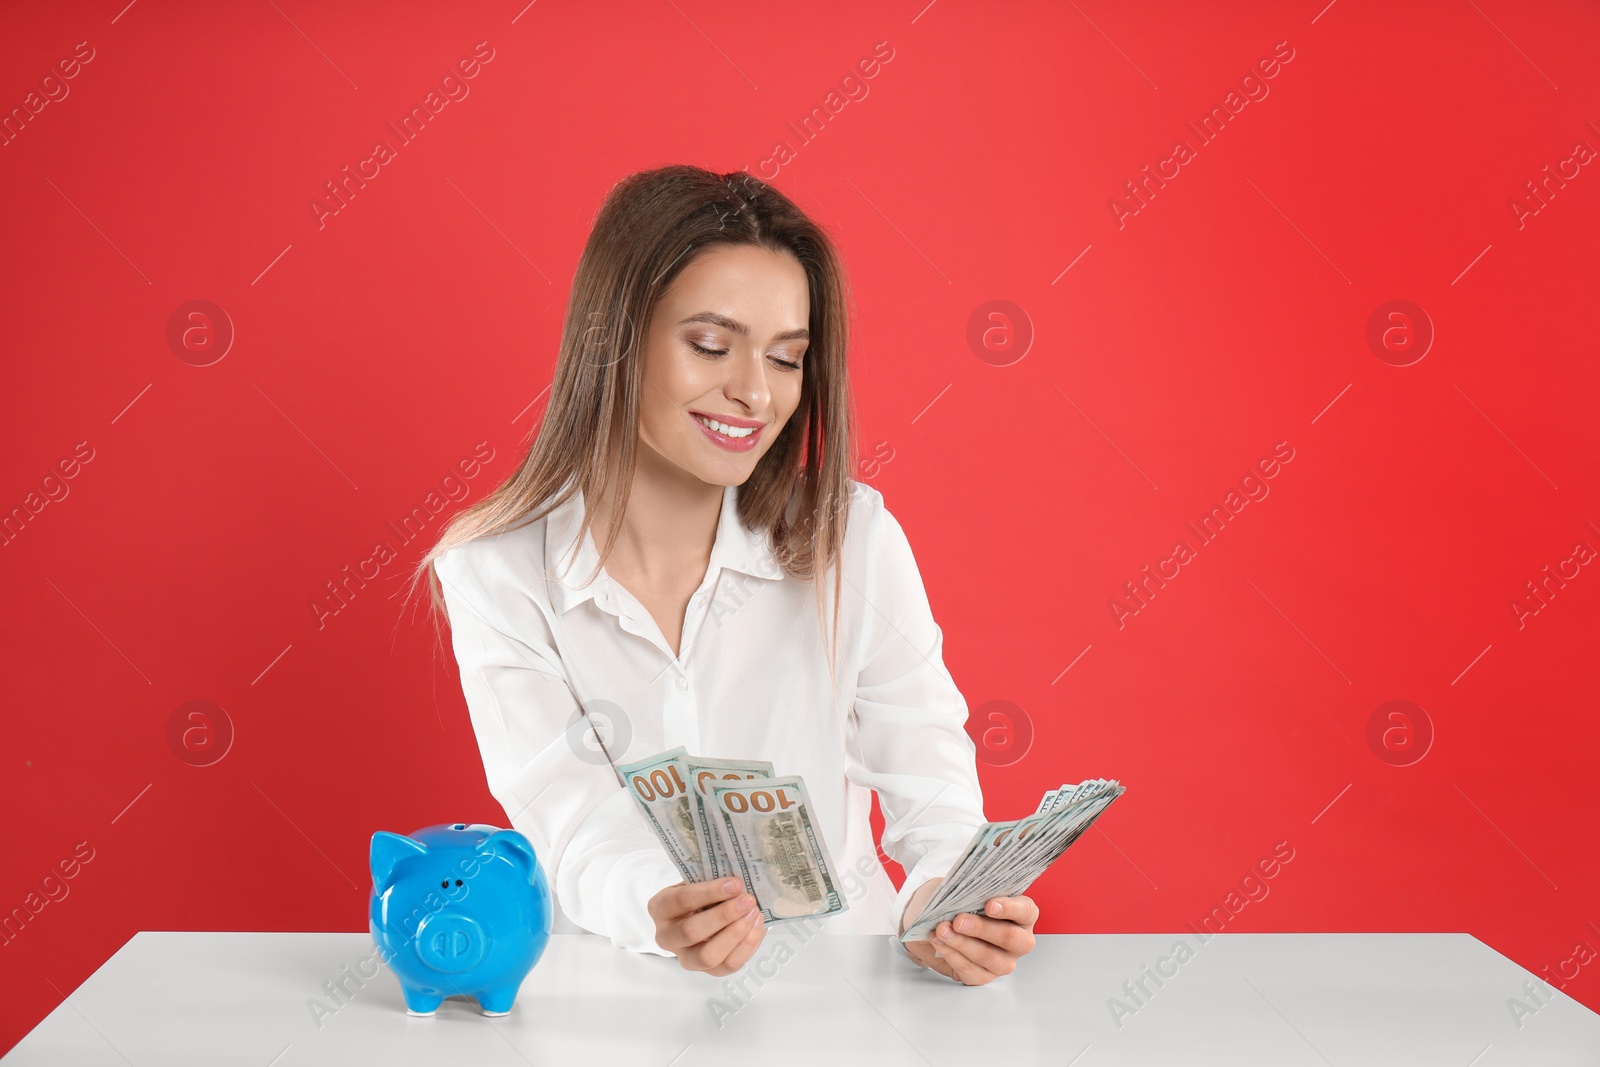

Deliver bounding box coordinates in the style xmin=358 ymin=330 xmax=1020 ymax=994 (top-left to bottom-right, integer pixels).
xmin=614 ymin=745 xmax=1114 ymax=943
xmin=707 ymin=775 xmax=849 ymax=924
xmin=910 ymin=785 xmax=1118 ymax=935
xmin=617 ymin=746 xmax=704 ymax=883
xmin=683 ymin=755 xmax=774 ymax=882
xmin=900 ymin=779 xmax=1125 ymax=942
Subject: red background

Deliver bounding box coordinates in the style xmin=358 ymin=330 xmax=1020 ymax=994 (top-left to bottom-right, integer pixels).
xmin=4 ymin=0 xmax=1598 ymax=1052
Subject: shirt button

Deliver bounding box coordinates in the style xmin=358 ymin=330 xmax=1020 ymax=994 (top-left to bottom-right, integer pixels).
xmin=676 ymin=675 xmax=689 ymax=691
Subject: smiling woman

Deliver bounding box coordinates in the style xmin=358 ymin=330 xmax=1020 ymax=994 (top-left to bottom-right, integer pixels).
xmin=406 ymin=165 xmax=1037 ymax=988
xmin=416 ymin=164 xmax=855 ymax=689
xmin=585 ymin=242 xmax=814 ymax=656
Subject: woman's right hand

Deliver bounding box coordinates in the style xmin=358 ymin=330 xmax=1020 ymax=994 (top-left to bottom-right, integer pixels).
xmin=649 ymin=877 xmax=766 ymax=976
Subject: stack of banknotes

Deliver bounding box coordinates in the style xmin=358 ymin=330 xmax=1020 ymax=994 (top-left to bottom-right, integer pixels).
xmin=898 ymin=778 xmax=1125 ymax=942
xmin=618 ymin=746 xmax=849 ymax=925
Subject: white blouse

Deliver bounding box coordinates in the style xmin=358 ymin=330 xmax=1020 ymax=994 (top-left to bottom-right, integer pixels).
xmin=432 ymin=476 xmax=987 ymax=957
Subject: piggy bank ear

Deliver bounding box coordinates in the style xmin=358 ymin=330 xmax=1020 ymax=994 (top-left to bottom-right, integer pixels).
xmin=370 ymin=831 xmax=428 ymax=891
xmin=478 ymin=830 xmax=536 ymax=880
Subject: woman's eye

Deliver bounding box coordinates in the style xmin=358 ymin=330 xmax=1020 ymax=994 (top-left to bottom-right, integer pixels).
xmin=688 ymin=339 xmax=801 ymax=370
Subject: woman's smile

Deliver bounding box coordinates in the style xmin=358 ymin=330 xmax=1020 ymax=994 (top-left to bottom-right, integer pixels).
xmin=690 ymin=410 xmax=765 ymax=451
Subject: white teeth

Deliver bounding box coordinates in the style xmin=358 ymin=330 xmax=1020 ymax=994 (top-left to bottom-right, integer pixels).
xmin=695 ymin=415 xmax=755 ymax=439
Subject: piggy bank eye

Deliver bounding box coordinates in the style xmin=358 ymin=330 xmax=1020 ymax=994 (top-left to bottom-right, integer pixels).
xmin=440 ymin=879 xmax=448 ymax=889
xmin=454 ymin=879 xmax=463 ymax=887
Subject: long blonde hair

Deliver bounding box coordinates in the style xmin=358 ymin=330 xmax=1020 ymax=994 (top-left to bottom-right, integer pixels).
xmin=406 ymin=164 xmax=858 ymax=680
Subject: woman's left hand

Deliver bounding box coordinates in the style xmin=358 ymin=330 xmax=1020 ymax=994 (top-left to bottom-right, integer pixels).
xmin=903 ymin=894 xmax=1039 ymax=985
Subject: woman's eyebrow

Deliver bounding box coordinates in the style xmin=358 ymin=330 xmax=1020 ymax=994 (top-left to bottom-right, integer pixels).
xmin=677 ymin=311 xmax=809 ymax=342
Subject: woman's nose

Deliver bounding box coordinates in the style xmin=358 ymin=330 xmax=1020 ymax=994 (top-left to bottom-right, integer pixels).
xmin=720 ymin=350 xmax=772 ymax=411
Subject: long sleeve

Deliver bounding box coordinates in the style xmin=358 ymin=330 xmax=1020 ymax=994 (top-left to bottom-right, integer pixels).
xmin=843 ymin=504 xmax=988 ymax=933
xmin=434 ymin=546 xmax=681 ymax=957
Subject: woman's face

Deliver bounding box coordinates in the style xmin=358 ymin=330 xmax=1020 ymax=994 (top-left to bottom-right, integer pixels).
xmin=636 ymin=243 xmax=810 ymax=487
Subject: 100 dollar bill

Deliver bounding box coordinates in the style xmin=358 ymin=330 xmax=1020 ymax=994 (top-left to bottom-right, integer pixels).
xmin=684 ymin=755 xmax=774 ymax=882
xmin=618 ymin=746 xmax=704 ymax=883
xmin=707 ymin=775 xmax=848 ymax=924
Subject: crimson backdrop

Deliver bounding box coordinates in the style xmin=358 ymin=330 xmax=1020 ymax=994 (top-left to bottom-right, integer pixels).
xmin=4 ymin=0 xmax=1598 ymax=1054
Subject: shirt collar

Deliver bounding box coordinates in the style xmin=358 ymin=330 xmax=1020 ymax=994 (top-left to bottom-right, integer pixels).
xmin=544 ymin=480 xmax=784 ymax=616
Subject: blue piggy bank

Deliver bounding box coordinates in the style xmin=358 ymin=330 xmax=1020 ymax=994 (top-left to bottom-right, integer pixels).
xmin=368 ymin=822 xmax=553 ymax=1017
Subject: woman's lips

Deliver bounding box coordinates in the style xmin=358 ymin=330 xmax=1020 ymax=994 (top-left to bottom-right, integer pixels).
xmin=692 ymin=414 xmax=763 ymax=453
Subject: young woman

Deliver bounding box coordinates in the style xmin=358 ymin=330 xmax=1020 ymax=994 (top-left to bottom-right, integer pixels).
xmin=415 ymin=165 xmax=1037 ymax=985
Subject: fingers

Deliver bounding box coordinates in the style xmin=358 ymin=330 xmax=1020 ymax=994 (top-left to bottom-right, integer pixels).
xmin=905 ymin=939 xmax=955 ymax=980
xmin=944 ymin=910 xmax=1036 ymax=957
xmin=931 ymin=938 xmax=994 ymax=985
xmin=983 ymin=895 xmax=1040 ymax=929
xmin=902 ymin=939 xmax=937 ymax=970
xmin=904 ymin=935 xmax=986 ymax=985
xmin=646 ymin=881 xmax=684 ymax=923
xmin=675 ymin=892 xmax=760 ymax=950
xmin=651 ymin=877 xmax=744 ymax=925
xmin=934 ymin=920 xmax=1018 ymax=978
xmin=705 ymin=915 xmax=766 ymax=976
xmin=924 ymin=954 xmax=960 ymax=982
xmin=688 ymin=908 xmax=761 ymax=972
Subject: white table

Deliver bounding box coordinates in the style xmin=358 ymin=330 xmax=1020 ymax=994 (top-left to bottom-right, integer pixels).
xmin=6 ymin=931 xmax=1597 ymax=1064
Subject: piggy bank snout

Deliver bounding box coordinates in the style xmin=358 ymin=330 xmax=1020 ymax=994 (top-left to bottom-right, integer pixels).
xmin=414 ymin=911 xmax=488 ymax=973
